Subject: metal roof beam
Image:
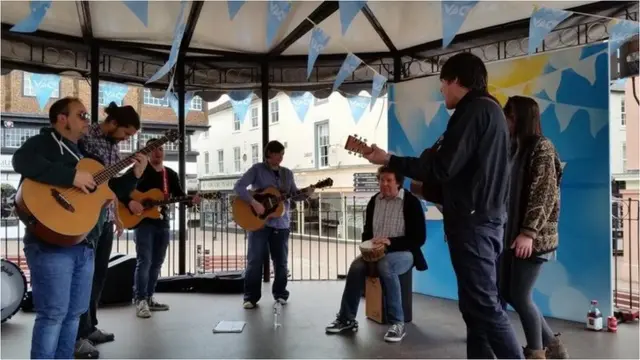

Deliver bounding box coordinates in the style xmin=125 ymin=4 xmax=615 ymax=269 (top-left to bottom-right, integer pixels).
xmin=361 ymin=4 xmax=397 ymax=54
xmin=178 ymin=0 xmax=204 ymax=58
xmin=267 ymin=1 xmax=339 ymax=58
xmin=75 ymin=1 xmax=93 ymax=44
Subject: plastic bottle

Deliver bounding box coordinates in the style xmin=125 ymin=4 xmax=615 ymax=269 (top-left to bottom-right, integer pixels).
xmin=273 ymin=302 xmax=282 ymax=329
xmin=586 ymin=300 xmax=603 ymax=331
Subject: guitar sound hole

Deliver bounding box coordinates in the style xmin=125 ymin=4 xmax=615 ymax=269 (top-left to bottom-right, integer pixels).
xmin=252 ymin=194 xmax=279 ymax=220
xmin=51 ymin=189 xmax=75 ymax=213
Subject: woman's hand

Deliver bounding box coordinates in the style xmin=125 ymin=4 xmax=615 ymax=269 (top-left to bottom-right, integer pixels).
xmin=511 ymin=233 xmax=534 ymax=258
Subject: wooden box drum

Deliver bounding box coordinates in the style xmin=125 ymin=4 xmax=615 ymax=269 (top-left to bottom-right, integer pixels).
xmin=1 ymin=259 xmax=28 ymax=323
xmin=359 ymin=240 xmax=385 ymax=262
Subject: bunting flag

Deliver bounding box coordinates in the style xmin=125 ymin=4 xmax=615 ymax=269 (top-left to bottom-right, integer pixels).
xmin=146 ymin=0 xmax=188 ymax=84
xmin=168 ymin=91 xmax=195 ymax=117
xmin=608 ymin=19 xmax=640 ymax=53
xmin=333 ymin=53 xmax=362 ymax=91
xmin=122 ymin=0 xmax=148 ymax=27
xmin=307 ymin=28 xmax=331 ymax=79
xmin=100 ymin=82 xmax=129 ymax=105
xmin=537 ymin=101 xmax=608 ymax=137
xmin=338 ymin=0 xmax=366 ymax=35
xmin=546 ymin=44 xmax=603 ymax=85
xmin=441 ymin=1 xmax=478 ymax=48
xmin=533 ymin=70 xmax=562 ymax=102
xmin=227 ymin=0 xmax=246 ymax=20
xmin=266 ymin=0 xmax=292 ymax=48
xmin=29 ymin=73 xmax=60 ymax=110
xmin=10 ymin=0 xmax=52 ymax=33
xmin=289 ymin=91 xmax=314 ymax=122
xmin=228 ymin=90 xmax=253 ymax=124
xmin=369 ymin=73 xmax=387 ymax=110
xmin=527 ymin=6 xmax=571 ymax=55
xmin=347 ymin=95 xmax=370 ymax=123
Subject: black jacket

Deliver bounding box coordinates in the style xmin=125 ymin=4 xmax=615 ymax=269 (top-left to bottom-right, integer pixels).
xmin=388 ymin=90 xmax=511 ymax=233
xmin=362 ymin=189 xmax=428 ymax=271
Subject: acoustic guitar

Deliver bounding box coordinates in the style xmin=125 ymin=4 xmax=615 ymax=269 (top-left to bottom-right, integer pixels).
xmin=14 ymin=130 xmax=179 ymax=247
xmin=117 ymin=189 xmax=221 ymax=229
xmin=344 ymin=134 xmax=443 ymax=204
xmin=232 ymin=178 xmax=333 ymax=231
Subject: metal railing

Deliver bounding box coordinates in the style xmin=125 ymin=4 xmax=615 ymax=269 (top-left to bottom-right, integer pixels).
xmin=612 ymin=197 xmax=640 ymax=312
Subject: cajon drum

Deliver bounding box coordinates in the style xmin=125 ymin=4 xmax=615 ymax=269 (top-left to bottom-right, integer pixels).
xmin=365 ymin=276 xmax=384 ymax=324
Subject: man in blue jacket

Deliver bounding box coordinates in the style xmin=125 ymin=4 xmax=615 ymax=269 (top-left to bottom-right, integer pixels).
xmin=363 ymin=53 xmax=523 ymax=359
xmin=12 ymin=97 xmax=147 ymax=359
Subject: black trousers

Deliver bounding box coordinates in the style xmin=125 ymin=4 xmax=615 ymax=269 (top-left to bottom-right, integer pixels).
xmin=77 ymin=221 xmax=114 ymax=339
xmin=447 ymin=219 xmax=524 ymax=359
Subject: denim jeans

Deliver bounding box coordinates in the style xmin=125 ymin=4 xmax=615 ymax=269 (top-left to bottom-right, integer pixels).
xmin=339 ymin=251 xmax=413 ymax=324
xmin=24 ymin=239 xmax=94 ymax=359
xmin=133 ymin=222 xmax=170 ymax=300
xmin=244 ymin=226 xmax=289 ymax=303
xmin=447 ymin=220 xmax=524 ymax=359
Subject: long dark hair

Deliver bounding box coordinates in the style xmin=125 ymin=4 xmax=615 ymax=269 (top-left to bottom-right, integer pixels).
xmin=504 ymin=96 xmax=542 ymax=145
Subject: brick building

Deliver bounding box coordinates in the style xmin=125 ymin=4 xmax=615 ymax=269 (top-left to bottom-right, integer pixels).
xmin=0 ymin=70 xmax=209 ymax=194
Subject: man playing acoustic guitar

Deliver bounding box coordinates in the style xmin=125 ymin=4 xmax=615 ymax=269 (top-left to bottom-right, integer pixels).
xmin=12 ymin=97 xmax=147 ymax=360
xmin=233 ymin=140 xmax=313 ymax=309
xmin=75 ymin=101 xmax=142 ymax=358
xmin=118 ymin=138 xmax=200 ymax=319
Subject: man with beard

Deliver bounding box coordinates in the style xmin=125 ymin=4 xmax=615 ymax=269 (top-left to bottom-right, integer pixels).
xmin=75 ymin=102 xmax=142 ymax=358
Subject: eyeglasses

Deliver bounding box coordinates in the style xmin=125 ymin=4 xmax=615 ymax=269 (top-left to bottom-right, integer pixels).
xmin=79 ymin=112 xmax=91 ymax=122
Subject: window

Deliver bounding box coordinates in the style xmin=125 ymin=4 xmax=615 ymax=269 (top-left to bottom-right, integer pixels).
xmin=23 ymin=72 xmax=60 ymax=98
xmin=622 ymin=141 xmax=627 ymax=172
xmin=233 ymin=113 xmax=241 ymax=131
xmin=99 ymin=87 xmax=123 ymax=106
xmin=143 ymin=89 xmax=169 ymax=107
xmin=251 ymin=108 xmax=259 ymax=128
xmin=315 ymin=121 xmax=330 ymax=168
xmin=314 ymin=97 xmax=328 ymax=106
xmin=217 ymin=149 xmax=224 ymax=173
xmin=204 ymin=151 xmax=210 ymax=174
xmin=190 ymin=96 xmax=203 ymax=111
xmin=251 ymin=143 xmax=259 ymax=164
xmin=270 ymin=100 xmax=280 ymax=123
xmin=2 ymin=127 xmax=40 ymax=148
xmin=621 ymin=99 xmax=626 ymax=126
xmin=233 ymin=147 xmax=241 ymax=172
xmin=118 ymin=138 xmax=134 ymax=152
xmin=137 ymin=132 xmax=184 ymax=152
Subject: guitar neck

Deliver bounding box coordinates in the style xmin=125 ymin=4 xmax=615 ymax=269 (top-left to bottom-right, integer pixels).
xmin=148 ymin=195 xmax=192 ymax=207
xmin=93 ymin=137 xmax=170 ymax=184
xmin=278 ymin=186 xmax=311 ymax=202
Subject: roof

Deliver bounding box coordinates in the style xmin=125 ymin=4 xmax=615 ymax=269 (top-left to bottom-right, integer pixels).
xmin=1 ymin=1 xmax=637 ymax=102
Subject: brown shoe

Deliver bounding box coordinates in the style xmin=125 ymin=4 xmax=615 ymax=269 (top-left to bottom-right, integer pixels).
xmin=546 ymin=333 xmax=569 ymax=359
xmin=524 ymin=347 xmax=547 ymax=359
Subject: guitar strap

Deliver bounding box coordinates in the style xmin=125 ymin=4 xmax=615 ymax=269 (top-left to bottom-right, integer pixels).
xmin=162 ymin=167 xmax=169 ymax=200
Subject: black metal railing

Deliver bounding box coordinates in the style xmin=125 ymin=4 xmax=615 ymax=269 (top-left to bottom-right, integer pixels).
xmin=612 ymin=197 xmax=640 ymax=312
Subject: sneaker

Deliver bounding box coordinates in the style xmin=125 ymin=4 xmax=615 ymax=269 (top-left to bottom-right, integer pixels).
xmin=74 ymin=338 xmax=99 ymax=359
xmin=546 ymin=333 xmax=569 ymax=359
xmin=383 ymin=323 xmax=406 ymax=342
xmin=136 ymin=299 xmax=152 ymax=318
xmin=243 ymin=301 xmax=256 ymax=309
xmin=148 ymin=297 xmax=170 ymax=311
xmin=275 ymin=298 xmax=287 ymax=305
xmin=87 ymin=328 xmax=114 ymax=344
xmin=325 ymin=316 xmax=358 ymax=334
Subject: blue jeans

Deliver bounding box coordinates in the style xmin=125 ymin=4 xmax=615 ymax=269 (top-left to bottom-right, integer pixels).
xmin=133 ymin=222 xmax=170 ymax=300
xmin=244 ymin=226 xmax=289 ymax=303
xmin=24 ymin=239 xmax=94 ymax=359
xmin=447 ymin=220 xmax=524 ymax=359
xmin=339 ymin=251 xmax=413 ymax=324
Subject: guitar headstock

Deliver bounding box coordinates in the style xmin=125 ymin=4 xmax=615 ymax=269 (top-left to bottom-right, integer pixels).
xmin=344 ymin=134 xmax=372 ymax=157
xmin=200 ymin=191 xmax=223 ymax=200
xmin=312 ymin=178 xmax=333 ymax=189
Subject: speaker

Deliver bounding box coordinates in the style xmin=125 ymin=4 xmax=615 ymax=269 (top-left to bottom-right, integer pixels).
xmin=100 ymin=254 xmax=136 ymax=306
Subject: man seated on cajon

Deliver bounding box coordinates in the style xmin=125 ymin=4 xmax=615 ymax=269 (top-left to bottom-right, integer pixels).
xmin=325 ymin=166 xmax=427 ymax=342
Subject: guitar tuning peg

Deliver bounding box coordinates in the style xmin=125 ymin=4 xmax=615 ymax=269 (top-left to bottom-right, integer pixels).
xmin=363 ymin=138 xmax=367 ymax=142
xmin=348 ymin=151 xmax=352 ymax=155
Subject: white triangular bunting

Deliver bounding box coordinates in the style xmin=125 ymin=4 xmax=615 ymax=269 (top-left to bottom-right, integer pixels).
xmin=587 ymin=108 xmax=609 ymax=138
xmin=571 ymin=52 xmax=599 ymax=86
xmin=425 ymin=205 xmax=444 ymax=220
xmin=536 ymin=99 xmax=552 ymax=113
xmin=554 ymin=103 xmax=580 ymax=132
xmin=548 ymin=48 xmax=583 ymax=73
xmin=536 ymin=71 xmax=562 ymax=101
xmin=423 ymin=102 xmax=443 ymax=126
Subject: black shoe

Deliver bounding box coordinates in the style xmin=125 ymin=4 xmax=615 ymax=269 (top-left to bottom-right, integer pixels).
xmin=383 ymin=323 xmax=406 ymax=342
xmin=74 ymin=339 xmax=100 ymax=359
xmin=87 ymin=328 xmax=114 ymax=344
xmin=325 ymin=316 xmax=358 ymax=334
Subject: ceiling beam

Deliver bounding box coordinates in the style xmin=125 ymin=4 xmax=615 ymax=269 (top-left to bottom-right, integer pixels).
xmin=267 ymin=1 xmax=339 ymax=58
xmin=179 ymin=0 xmax=205 ymax=57
xmin=361 ymin=4 xmax=397 ymax=53
xmin=75 ymin=1 xmax=93 ymax=44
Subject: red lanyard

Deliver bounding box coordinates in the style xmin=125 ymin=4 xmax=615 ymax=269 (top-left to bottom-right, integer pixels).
xmin=162 ymin=167 xmax=169 ymax=199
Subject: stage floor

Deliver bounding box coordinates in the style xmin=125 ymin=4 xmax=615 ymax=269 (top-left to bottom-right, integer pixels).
xmin=1 ymin=281 xmax=638 ymax=359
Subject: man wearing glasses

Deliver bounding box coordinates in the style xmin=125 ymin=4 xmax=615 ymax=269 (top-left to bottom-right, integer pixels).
xmin=12 ymin=97 xmax=147 ymax=359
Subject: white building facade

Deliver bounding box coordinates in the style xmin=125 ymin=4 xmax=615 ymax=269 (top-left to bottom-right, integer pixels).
xmin=610 ymin=80 xmax=627 ymax=176
xmin=196 ymin=92 xmax=388 ymax=240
